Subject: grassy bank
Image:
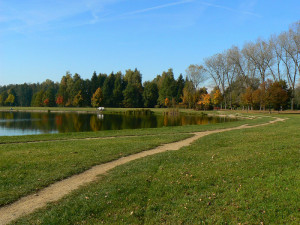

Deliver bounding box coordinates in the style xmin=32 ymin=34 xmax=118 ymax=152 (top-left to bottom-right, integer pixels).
xmin=0 ymin=106 xmax=169 ymax=115
xmin=11 ymin=113 xmax=299 ymax=224
xmin=0 ymin=134 xmax=192 ymax=206
xmin=1 ymin=106 xmax=300 ymax=115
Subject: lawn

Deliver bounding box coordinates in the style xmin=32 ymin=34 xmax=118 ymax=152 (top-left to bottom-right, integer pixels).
xmin=0 ymin=134 xmax=192 ymax=206
xmin=7 ymin=113 xmax=299 ymax=224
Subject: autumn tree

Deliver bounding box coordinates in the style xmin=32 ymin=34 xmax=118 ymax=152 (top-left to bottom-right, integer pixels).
xmin=182 ymin=80 xmax=195 ymax=108
xmin=164 ymin=98 xmax=170 ymax=107
xmin=212 ymin=89 xmax=223 ymax=108
xmin=73 ymin=91 xmax=84 ymax=107
xmin=5 ymin=94 xmax=15 ymax=106
xmin=43 ymin=98 xmax=50 ymax=106
xmin=197 ymin=93 xmax=211 ymax=110
xmin=266 ymin=80 xmax=289 ymax=111
xmin=91 ymin=88 xmax=103 ymax=107
xmin=252 ymin=82 xmax=268 ymax=110
xmin=56 ymin=95 xmax=64 ymax=106
xmin=241 ymin=87 xmax=254 ymax=111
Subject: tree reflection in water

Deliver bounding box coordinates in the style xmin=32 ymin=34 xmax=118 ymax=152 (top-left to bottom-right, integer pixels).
xmin=0 ymin=111 xmax=236 ymax=136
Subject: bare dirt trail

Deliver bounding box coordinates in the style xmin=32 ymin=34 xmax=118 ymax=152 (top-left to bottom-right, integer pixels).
xmin=0 ymin=117 xmax=285 ymax=225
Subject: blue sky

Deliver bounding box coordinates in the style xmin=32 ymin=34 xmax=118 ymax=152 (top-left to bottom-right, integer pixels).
xmin=0 ymin=0 xmax=299 ymax=85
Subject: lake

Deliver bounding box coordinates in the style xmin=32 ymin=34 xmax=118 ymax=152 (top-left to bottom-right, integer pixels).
xmin=0 ymin=111 xmax=235 ymax=136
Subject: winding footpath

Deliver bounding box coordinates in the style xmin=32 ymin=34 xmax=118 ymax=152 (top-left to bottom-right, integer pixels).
xmin=0 ymin=117 xmax=285 ymax=225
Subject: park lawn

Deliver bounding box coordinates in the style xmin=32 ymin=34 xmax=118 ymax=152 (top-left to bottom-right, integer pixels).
xmin=13 ymin=114 xmax=300 ymax=224
xmin=0 ymin=115 xmax=273 ymax=144
xmin=0 ymin=133 xmax=192 ymax=206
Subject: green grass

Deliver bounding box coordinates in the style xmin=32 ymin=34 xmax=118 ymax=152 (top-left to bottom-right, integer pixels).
xmin=12 ymin=114 xmax=300 ymax=224
xmin=0 ymin=133 xmax=192 ymax=206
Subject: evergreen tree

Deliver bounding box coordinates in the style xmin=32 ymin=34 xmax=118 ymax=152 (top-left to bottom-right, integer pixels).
xmin=143 ymin=81 xmax=158 ymax=107
xmin=0 ymin=92 xmax=8 ymax=106
xmin=176 ymin=74 xmax=185 ymax=103
xmin=91 ymin=71 xmax=99 ymax=94
xmin=123 ymin=69 xmax=143 ymax=107
xmin=113 ymin=72 xmax=124 ymax=107
xmin=31 ymin=90 xmax=44 ymax=107
xmin=98 ymin=73 xmax=107 ymax=88
xmin=158 ymin=69 xmax=177 ymax=105
xmin=123 ymin=84 xmax=142 ymax=108
xmin=82 ymin=79 xmax=92 ymax=107
xmin=102 ymin=73 xmax=115 ymax=106
xmin=43 ymin=87 xmax=56 ymax=107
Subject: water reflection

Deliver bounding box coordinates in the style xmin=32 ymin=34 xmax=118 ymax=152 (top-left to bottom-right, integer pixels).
xmin=0 ymin=111 xmax=236 ymax=136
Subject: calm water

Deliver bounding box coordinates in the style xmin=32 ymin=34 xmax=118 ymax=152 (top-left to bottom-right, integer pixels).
xmin=0 ymin=111 xmax=235 ymax=136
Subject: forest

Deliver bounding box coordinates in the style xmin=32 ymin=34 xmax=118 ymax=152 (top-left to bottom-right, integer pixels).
xmin=0 ymin=21 xmax=299 ymax=111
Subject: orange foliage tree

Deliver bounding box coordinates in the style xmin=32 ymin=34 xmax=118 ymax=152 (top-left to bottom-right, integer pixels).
xmin=266 ymin=80 xmax=289 ymax=111
xmin=164 ymin=97 xmax=170 ymax=107
xmin=56 ymin=95 xmax=64 ymax=106
xmin=241 ymin=87 xmax=254 ymax=111
xmin=197 ymin=94 xmax=211 ymax=110
xmin=43 ymin=98 xmax=49 ymax=106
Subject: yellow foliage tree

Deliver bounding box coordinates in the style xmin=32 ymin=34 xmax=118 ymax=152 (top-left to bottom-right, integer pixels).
xmin=212 ymin=89 xmax=223 ymax=108
xmin=91 ymin=88 xmax=103 ymax=107
xmin=73 ymin=91 xmax=83 ymax=107
xmin=5 ymin=94 xmax=15 ymax=106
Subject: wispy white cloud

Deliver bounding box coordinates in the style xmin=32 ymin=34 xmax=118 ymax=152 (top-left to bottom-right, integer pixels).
xmin=198 ymin=1 xmax=261 ymax=18
xmin=122 ymin=0 xmax=194 ymax=16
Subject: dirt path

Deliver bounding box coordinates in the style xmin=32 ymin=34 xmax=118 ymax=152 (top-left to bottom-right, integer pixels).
xmin=0 ymin=117 xmax=285 ymax=225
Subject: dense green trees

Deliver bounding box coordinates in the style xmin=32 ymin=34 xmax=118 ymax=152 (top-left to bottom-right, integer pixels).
xmin=143 ymin=81 xmax=158 ymax=108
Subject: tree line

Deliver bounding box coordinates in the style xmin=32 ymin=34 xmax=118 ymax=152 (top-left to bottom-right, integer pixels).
xmin=0 ymin=21 xmax=299 ymax=110
xmin=0 ymin=69 xmax=186 ymax=108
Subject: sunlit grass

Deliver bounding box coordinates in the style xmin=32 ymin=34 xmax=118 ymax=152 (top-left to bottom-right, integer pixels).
xmin=13 ymin=114 xmax=300 ymax=224
xmin=0 ymin=134 xmax=192 ymax=206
